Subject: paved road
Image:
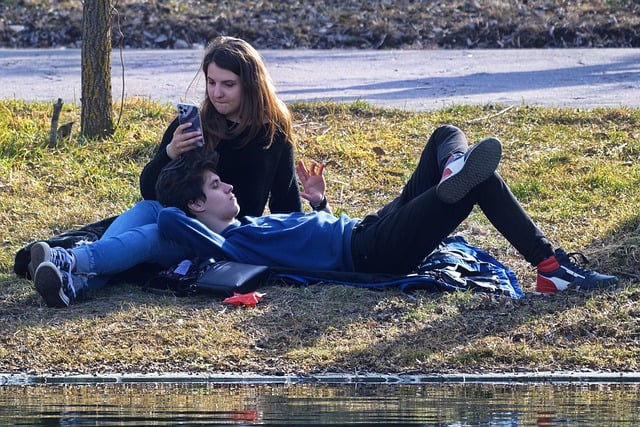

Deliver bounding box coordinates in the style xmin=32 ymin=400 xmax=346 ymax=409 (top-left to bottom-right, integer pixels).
xmin=1 ymin=48 xmax=639 ymax=110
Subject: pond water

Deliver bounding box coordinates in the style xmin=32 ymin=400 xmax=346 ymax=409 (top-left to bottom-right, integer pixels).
xmin=1 ymin=379 xmax=640 ymax=425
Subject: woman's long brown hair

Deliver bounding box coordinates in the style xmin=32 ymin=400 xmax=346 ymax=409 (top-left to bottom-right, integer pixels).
xmin=199 ymin=36 xmax=293 ymax=150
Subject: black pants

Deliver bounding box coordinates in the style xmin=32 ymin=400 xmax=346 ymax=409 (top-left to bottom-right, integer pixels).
xmin=350 ymin=125 xmax=554 ymax=274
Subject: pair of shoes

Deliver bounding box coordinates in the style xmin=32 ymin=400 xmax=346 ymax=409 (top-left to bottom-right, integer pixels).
xmin=536 ymin=248 xmax=618 ymax=295
xmin=30 ymin=242 xmax=78 ymax=308
xmin=34 ymin=262 xmax=79 ymax=307
xmin=436 ymin=137 xmax=503 ymax=204
xmin=30 ymin=241 xmax=75 ymax=273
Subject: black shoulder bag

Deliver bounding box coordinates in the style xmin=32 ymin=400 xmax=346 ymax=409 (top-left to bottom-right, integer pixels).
xmin=145 ymin=258 xmax=270 ymax=297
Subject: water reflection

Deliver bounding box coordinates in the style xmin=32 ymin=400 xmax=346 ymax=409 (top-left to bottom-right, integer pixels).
xmin=1 ymin=382 xmax=639 ymax=425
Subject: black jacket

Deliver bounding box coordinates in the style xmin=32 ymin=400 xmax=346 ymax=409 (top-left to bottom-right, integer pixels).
xmin=139 ymin=117 xmax=302 ymax=217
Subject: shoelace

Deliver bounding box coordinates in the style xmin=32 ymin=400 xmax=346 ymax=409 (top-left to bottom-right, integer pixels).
xmin=60 ymin=270 xmax=77 ymax=299
xmin=443 ymin=152 xmax=464 ymax=167
xmin=51 ymin=248 xmax=74 ymax=272
xmin=558 ymin=250 xmax=593 ymax=275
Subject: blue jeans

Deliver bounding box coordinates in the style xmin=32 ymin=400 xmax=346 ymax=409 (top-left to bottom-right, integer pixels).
xmin=71 ymin=200 xmax=193 ymax=290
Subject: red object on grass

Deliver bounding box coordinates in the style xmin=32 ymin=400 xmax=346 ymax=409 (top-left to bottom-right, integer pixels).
xmin=223 ymin=291 xmax=265 ymax=306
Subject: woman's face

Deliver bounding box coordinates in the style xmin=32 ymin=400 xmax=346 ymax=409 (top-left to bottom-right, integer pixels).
xmin=206 ymin=62 xmax=244 ymax=121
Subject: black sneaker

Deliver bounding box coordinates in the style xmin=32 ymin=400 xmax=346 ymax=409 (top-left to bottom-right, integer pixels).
xmin=436 ymin=137 xmax=502 ymax=204
xmin=30 ymin=241 xmax=75 ymax=273
xmin=34 ymin=261 xmax=78 ymax=307
xmin=536 ymin=248 xmax=619 ymax=294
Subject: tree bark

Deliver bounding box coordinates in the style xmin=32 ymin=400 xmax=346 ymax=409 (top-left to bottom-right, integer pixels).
xmin=81 ymin=0 xmax=113 ymax=139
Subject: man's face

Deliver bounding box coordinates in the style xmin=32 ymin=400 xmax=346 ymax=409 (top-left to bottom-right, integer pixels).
xmin=197 ymin=170 xmax=240 ymax=221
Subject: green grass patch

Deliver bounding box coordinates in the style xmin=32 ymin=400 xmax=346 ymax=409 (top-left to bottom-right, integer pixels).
xmin=1 ymin=99 xmax=640 ymax=375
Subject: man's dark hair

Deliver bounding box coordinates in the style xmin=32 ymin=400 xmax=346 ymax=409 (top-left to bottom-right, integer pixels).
xmin=156 ymin=152 xmax=219 ymax=216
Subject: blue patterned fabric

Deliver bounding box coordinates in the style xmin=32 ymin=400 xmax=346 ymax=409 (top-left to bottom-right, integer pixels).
xmin=272 ymin=235 xmax=523 ymax=299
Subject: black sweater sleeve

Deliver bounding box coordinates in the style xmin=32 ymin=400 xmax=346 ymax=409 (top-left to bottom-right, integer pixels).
xmin=139 ymin=117 xmax=179 ymax=200
xmin=267 ymin=137 xmax=302 ymax=214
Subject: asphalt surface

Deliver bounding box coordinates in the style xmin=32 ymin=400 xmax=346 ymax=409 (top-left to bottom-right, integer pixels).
xmin=1 ymin=47 xmax=639 ymax=111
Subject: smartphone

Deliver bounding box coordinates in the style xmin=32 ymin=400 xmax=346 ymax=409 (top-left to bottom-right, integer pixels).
xmin=177 ymin=102 xmax=204 ymax=147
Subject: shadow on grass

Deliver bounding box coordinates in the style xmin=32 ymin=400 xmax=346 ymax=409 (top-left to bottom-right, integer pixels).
xmin=1 ymin=215 xmax=637 ymax=375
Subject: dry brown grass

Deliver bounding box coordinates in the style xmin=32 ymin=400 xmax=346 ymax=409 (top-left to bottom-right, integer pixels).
xmin=2 ymin=100 xmax=640 ymax=376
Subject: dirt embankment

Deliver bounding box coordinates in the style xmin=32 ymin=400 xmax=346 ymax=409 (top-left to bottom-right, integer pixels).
xmin=1 ymin=1 xmax=639 ymax=50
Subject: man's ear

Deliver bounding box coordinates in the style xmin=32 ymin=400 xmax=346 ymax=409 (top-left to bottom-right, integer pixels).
xmin=187 ymin=198 xmax=205 ymax=214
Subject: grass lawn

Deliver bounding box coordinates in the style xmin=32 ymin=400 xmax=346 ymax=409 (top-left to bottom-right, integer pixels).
xmin=1 ymin=99 xmax=639 ymax=375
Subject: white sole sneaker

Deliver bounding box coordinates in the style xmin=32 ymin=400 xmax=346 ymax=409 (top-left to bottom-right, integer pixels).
xmin=436 ymin=137 xmax=502 ymax=204
xmin=34 ymin=261 xmax=72 ymax=308
xmin=29 ymin=241 xmax=52 ymax=277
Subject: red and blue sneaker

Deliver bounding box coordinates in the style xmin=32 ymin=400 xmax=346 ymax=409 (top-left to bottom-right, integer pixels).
xmin=536 ymin=248 xmax=618 ymax=295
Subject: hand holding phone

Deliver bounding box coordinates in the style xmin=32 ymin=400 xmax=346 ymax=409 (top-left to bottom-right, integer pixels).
xmin=177 ymin=102 xmax=203 ymax=147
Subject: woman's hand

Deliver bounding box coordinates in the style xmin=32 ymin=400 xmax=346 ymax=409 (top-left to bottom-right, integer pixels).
xmin=296 ymin=160 xmax=326 ymax=207
xmin=166 ymin=122 xmax=203 ymax=159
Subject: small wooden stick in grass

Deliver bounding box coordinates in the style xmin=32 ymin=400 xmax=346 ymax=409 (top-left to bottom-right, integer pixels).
xmin=467 ymin=105 xmax=515 ymax=123
xmin=48 ymin=98 xmax=63 ymax=148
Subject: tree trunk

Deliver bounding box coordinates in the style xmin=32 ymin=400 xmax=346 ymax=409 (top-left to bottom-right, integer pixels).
xmin=81 ymin=0 xmax=113 ymax=139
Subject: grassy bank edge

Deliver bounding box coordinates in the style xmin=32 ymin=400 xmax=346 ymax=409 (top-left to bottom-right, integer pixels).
xmin=1 ymin=99 xmax=639 ymax=376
